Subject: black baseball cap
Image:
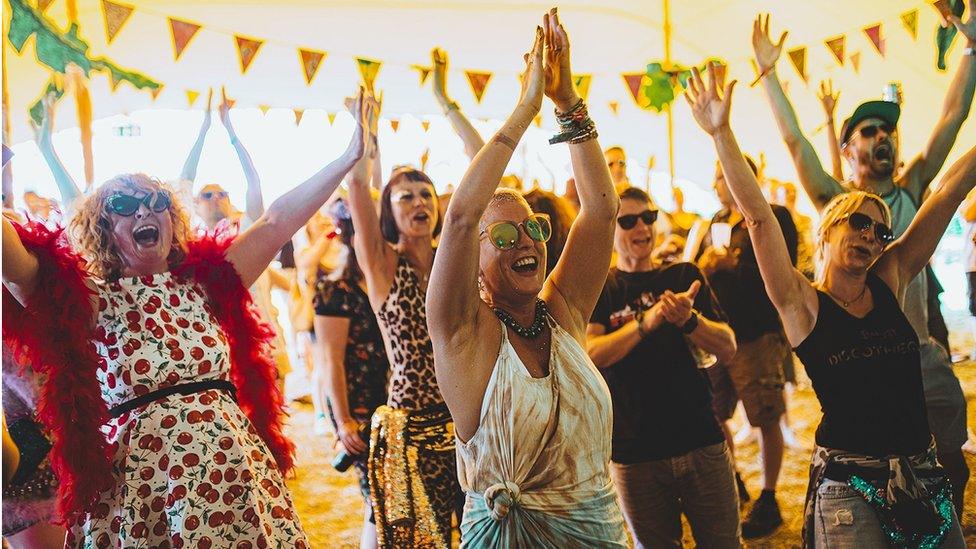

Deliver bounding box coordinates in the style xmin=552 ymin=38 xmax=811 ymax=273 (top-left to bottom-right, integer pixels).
xmin=839 ymin=100 xmax=900 ymax=145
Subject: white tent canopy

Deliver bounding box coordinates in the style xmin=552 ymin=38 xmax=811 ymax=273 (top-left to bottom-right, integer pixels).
xmin=4 ymin=0 xmax=974 ymax=193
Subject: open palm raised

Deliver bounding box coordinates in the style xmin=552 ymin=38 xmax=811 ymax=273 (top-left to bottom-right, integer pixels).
xmin=685 ymin=63 xmax=737 ymax=136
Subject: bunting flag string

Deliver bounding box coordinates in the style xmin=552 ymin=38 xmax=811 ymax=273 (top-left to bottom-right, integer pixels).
xmin=572 ymin=74 xmax=592 ymax=101
xmin=465 ymin=71 xmax=492 ymax=103
xmin=185 ymin=89 xmax=199 ymax=107
xmin=787 ymin=46 xmax=808 ymax=82
xmin=235 ymin=35 xmax=264 ymax=74
xmin=411 ymin=65 xmax=432 ymax=86
xmin=356 ymin=58 xmax=382 ymax=92
xmin=825 ymin=36 xmax=845 ymax=66
xmin=101 ymin=0 xmax=133 ymax=44
xmin=298 ymin=48 xmax=326 ymax=85
xmin=169 ymin=18 xmax=201 ymax=61
xmin=863 ymin=23 xmax=885 ymax=57
xmin=900 ymin=9 xmax=919 ymax=40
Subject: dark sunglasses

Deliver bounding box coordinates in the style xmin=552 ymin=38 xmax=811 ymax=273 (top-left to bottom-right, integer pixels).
xmin=617 ymin=209 xmax=658 ymax=230
xmin=200 ymin=191 xmax=228 ymax=200
xmin=856 ymin=123 xmax=896 ymax=140
xmin=607 ymin=159 xmax=627 ymax=168
xmin=842 ymin=212 xmax=894 ymax=245
xmin=480 ymin=214 xmax=552 ymax=250
xmin=105 ymin=191 xmax=171 ymax=216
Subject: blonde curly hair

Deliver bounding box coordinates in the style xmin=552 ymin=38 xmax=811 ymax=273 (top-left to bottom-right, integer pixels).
xmin=69 ymin=174 xmax=193 ymax=281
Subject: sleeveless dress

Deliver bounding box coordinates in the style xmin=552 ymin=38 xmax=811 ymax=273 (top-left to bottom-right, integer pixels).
xmin=456 ymin=318 xmax=627 ymax=548
xmin=66 ymin=273 xmax=307 ymax=548
xmin=371 ymin=255 xmax=461 ymax=546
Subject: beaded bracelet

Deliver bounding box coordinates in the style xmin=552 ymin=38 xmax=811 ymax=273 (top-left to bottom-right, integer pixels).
xmin=549 ymin=98 xmax=597 ymax=145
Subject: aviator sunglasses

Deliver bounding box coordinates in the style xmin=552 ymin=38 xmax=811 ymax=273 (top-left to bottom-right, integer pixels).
xmin=841 ymin=212 xmax=895 ymax=246
xmin=199 ymin=190 xmax=228 ymax=200
xmin=480 ymin=214 xmax=552 ymax=250
xmin=616 ymin=209 xmax=658 ymax=230
xmin=105 ymin=191 xmax=172 ymax=217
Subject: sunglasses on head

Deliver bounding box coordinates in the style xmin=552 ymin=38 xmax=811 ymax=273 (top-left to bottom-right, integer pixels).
xmin=200 ymin=190 xmax=228 ymax=200
xmin=480 ymin=214 xmax=552 ymax=250
xmin=105 ymin=191 xmax=171 ymax=217
xmin=616 ymin=209 xmax=658 ymax=230
xmin=841 ymin=212 xmax=894 ymax=245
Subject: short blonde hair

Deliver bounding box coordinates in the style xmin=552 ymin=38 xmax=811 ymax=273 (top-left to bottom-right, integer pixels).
xmin=69 ymin=174 xmax=193 ymax=281
xmin=815 ymin=190 xmax=891 ymax=281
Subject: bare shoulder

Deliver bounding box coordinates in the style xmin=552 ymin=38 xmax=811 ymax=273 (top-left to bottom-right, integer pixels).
xmin=540 ymin=280 xmax=584 ymax=342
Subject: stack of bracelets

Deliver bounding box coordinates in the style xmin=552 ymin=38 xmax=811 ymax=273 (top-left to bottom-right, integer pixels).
xmin=549 ymin=98 xmax=598 ymax=145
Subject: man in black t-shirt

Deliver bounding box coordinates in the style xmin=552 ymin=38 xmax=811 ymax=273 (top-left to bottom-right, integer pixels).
xmin=696 ymin=158 xmax=798 ymax=539
xmin=587 ymin=187 xmax=741 ymax=548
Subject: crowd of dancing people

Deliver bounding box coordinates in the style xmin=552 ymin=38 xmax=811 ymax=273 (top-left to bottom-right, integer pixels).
xmin=3 ymin=5 xmax=976 ymax=548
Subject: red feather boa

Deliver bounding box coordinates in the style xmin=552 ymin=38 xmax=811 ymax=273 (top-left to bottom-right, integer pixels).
xmin=2 ymin=223 xmax=295 ymax=525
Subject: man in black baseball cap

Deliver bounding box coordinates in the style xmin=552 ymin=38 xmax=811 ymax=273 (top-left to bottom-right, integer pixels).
xmin=752 ymin=12 xmax=976 ymax=517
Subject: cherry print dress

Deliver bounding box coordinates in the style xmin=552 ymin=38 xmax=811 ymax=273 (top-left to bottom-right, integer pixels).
xmin=66 ymin=273 xmax=307 ymax=548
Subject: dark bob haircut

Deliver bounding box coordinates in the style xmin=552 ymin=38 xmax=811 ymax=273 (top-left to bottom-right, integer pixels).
xmin=379 ymin=167 xmax=443 ymax=244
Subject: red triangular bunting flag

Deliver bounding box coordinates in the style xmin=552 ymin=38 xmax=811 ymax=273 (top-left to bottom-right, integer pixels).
xmin=235 ymin=36 xmax=264 ymax=74
xmin=356 ymin=58 xmax=382 ymax=92
xmin=298 ymin=49 xmax=326 ymax=85
xmin=421 ymin=120 xmax=431 ymax=132
xmin=101 ymin=0 xmax=133 ymax=44
xmin=850 ymin=52 xmax=861 ymax=73
xmin=608 ymin=101 xmax=620 ymax=115
xmin=412 ymin=65 xmax=432 ymax=86
xmin=622 ymin=73 xmax=644 ymax=105
xmin=573 ymin=74 xmax=592 ymax=101
xmin=38 ymin=0 xmax=55 ymax=11
xmin=787 ymin=46 xmax=808 ymax=82
xmin=169 ymin=18 xmax=201 ymax=61
xmin=150 ymin=85 xmax=164 ymax=101
xmin=293 ymin=109 xmax=305 ymax=126
xmin=258 ymin=105 xmax=271 ymax=115
xmin=863 ymin=24 xmax=885 ymax=57
xmin=825 ymin=36 xmax=845 ymax=66
xmin=900 ymin=9 xmax=918 ymax=40
xmin=327 ymin=112 xmax=337 ymax=125
xmin=186 ymin=90 xmax=199 ymax=107
xmin=390 ymin=119 xmax=399 ymax=132
xmin=465 ymin=71 xmax=492 ymax=103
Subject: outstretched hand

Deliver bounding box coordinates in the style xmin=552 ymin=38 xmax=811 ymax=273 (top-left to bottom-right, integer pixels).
xmin=517 ymin=25 xmax=546 ymax=113
xmin=817 ymin=79 xmax=839 ymax=119
xmin=344 ymin=87 xmax=375 ymax=163
xmin=751 ymin=14 xmax=788 ymax=73
xmin=945 ymin=0 xmax=976 ymax=44
xmin=685 ymin=63 xmax=737 ymax=136
xmin=431 ymin=47 xmax=451 ymax=103
xmin=218 ymin=86 xmax=234 ymax=129
xmin=542 ymin=8 xmax=580 ymax=112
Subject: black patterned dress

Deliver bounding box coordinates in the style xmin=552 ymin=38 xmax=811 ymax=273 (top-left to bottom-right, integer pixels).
xmin=313 ymin=277 xmax=390 ymax=498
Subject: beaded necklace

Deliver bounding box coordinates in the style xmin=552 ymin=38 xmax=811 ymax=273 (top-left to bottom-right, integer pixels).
xmin=493 ymin=299 xmax=548 ymax=339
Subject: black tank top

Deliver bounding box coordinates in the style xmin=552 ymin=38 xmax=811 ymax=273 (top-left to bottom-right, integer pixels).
xmin=794 ymin=272 xmax=930 ymax=457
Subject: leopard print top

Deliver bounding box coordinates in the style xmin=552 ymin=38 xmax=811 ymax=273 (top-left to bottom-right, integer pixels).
xmin=376 ymin=255 xmax=445 ymax=411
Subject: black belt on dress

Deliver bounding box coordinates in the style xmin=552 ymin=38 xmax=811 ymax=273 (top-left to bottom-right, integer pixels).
xmin=108 ymin=379 xmax=237 ymax=418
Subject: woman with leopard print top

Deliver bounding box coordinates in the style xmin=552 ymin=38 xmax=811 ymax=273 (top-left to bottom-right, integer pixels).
xmin=346 ymin=72 xmax=482 ymax=546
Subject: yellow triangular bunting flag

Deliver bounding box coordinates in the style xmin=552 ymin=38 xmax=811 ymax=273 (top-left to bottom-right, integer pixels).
xmin=900 ymin=9 xmax=918 ymax=40
xmin=421 ymin=120 xmax=431 ymax=132
xmin=465 ymin=71 xmax=492 ymax=103
xmin=327 ymin=112 xmax=337 ymax=125
xmin=850 ymin=51 xmax=861 ymax=73
xmin=608 ymin=101 xmax=619 ymax=115
xmin=356 ymin=58 xmax=382 ymax=92
xmin=298 ymin=49 xmax=326 ymax=85
xmin=572 ymin=74 xmax=592 ymax=101
xmin=825 ymin=36 xmax=845 ymax=66
xmin=787 ymin=46 xmax=808 ymax=82
xmin=533 ymin=114 xmax=542 ymax=127
xmin=293 ymin=109 xmax=305 ymax=126
xmin=168 ymin=18 xmax=201 ymax=61
xmin=412 ymin=65 xmax=432 ymax=86
xmin=258 ymin=105 xmax=271 ymax=115
xmin=150 ymin=85 xmax=164 ymax=101
xmin=863 ymin=24 xmax=885 ymax=57
xmin=101 ymin=0 xmax=133 ymax=44
xmin=186 ymin=89 xmax=199 ymax=107
xmin=390 ymin=119 xmax=399 ymax=133
xmin=235 ymin=36 xmax=264 ymax=74
xmin=420 ymin=148 xmax=430 ymax=171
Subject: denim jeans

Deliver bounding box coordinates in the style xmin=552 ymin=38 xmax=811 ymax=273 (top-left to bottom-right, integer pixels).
xmin=611 ymin=442 xmax=741 ymax=548
xmin=814 ymin=478 xmax=965 ymax=548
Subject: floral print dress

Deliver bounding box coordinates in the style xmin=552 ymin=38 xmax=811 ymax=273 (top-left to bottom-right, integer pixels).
xmin=66 ymin=273 xmax=307 ymax=549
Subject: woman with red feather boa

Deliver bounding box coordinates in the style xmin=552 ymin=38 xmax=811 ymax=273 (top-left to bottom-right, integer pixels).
xmin=2 ymin=91 xmax=373 ymax=548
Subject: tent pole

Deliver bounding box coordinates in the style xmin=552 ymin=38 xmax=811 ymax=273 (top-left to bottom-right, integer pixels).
xmin=664 ymin=0 xmax=675 ymax=192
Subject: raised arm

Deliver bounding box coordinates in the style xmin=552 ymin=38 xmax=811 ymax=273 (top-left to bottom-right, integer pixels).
xmin=882 ymin=146 xmax=976 ymax=292
xmin=687 ymin=64 xmax=816 ymax=344
xmin=428 ymin=28 xmax=545 ymax=340
xmin=219 ymin=87 xmax=264 ymax=223
xmin=753 ymin=15 xmax=843 ymax=210
xmin=2 ymin=217 xmax=40 ymax=306
xmin=31 ymin=93 xmax=82 ymax=211
xmin=432 ymin=48 xmax=486 ymax=160
xmin=818 ymin=79 xmax=844 ymax=181
xmin=532 ymin=14 xmax=616 ymax=338
xmin=225 ymin=91 xmax=369 ymax=288
xmin=179 ymin=88 xmax=212 ymax=183
xmin=900 ymin=4 xmax=976 ymax=200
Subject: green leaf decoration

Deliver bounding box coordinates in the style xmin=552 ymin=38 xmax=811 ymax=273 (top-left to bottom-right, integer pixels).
xmin=641 ymin=58 xmax=725 ymax=113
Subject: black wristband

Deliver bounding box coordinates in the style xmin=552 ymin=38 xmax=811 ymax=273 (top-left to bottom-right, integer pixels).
xmin=680 ymin=311 xmax=700 ymax=334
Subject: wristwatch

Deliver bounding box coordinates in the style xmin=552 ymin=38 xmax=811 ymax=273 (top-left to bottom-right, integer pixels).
xmin=680 ymin=311 xmax=700 ymax=334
